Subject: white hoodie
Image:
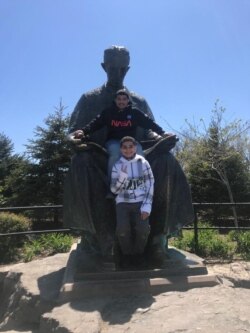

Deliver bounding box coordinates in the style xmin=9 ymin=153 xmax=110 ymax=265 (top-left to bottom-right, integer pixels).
xmin=110 ymin=154 xmax=154 ymax=214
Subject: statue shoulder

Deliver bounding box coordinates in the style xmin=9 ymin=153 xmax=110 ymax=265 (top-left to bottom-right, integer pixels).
xmin=78 ymin=85 xmax=105 ymax=102
xmin=72 ymin=85 xmax=108 ymax=114
xmin=129 ymin=90 xmax=147 ymax=103
xmin=129 ymin=90 xmax=154 ymax=119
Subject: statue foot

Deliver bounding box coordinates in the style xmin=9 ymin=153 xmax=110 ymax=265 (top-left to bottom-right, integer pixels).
xmin=131 ymin=254 xmax=147 ymax=270
xmin=76 ymin=249 xmax=104 ymax=272
xmin=148 ymin=244 xmax=166 ymax=267
xmin=119 ymin=255 xmax=132 ymax=270
xmin=147 ymin=234 xmax=169 ymax=268
xmin=118 ymin=254 xmax=147 ymax=271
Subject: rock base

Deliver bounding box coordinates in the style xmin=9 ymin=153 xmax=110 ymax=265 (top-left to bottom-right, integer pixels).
xmin=58 ymin=244 xmax=218 ymax=301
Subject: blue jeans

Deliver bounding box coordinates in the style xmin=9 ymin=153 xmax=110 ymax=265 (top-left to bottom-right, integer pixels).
xmin=105 ymin=139 xmax=144 ymax=180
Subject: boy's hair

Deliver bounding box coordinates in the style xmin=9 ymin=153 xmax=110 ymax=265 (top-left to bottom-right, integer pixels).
xmin=115 ymin=89 xmax=130 ymax=99
xmin=120 ymin=136 xmax=137 ymax=147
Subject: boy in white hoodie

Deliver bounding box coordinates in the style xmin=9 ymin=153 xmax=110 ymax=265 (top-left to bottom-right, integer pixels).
xmin=110 ymin=136 xmax=154 ymax=267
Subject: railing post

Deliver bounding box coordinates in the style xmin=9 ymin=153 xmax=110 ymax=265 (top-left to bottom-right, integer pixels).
xmin=193 ymin=205 xmax=199 ymax=254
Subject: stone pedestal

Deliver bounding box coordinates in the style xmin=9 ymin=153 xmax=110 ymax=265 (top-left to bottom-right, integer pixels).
xmin=58 ymin=244 xmax=218 ymax=302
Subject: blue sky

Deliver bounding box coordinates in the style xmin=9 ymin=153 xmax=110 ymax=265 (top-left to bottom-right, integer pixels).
xmin=1 ymin=0 xmax=249 ymax=154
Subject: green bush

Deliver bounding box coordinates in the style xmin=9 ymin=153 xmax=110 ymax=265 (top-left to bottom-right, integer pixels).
xmin=170 ymin=222 xmax=235 ymax=260
xmin=0 ymin=213 xmax=73 ymax=263
xmin=198 ymin=232 xmax=234 ymax=259
xmin=0 ymin=212 xmax=31 ymax=263
xmin=22 ymin=233 xmax=74 ymax=262
xmin=0 ymin=212 xmax=31 ymax=233
xmin=170 ymin=230 xmax=195 ymax=252
xmin=228 ymin=230 xmax=250 ymax=260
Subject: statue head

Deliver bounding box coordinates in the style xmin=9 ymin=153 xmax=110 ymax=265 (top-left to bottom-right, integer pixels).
xmin=102 ymin=45 xmax=130 ymax=88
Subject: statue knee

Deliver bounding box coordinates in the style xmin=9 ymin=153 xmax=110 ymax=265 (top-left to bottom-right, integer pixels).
xmin=72 ymin=151 xmax=92 ymax=166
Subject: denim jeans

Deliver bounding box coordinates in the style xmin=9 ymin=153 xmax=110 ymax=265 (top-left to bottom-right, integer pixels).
xmin=105 ymin=139 xmax=144 ymax=180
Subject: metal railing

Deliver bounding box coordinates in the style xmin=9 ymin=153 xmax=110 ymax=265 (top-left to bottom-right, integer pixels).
xmin=0 ymin=205 xmax=69 ymax=236
xmin=187 ymin=202 xmax=250 ymax=253
xmin=1 ymin=203 xmax=250 ymax=254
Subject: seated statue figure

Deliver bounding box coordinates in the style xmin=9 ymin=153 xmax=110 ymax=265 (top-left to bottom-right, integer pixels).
xmin=63 ymin=45 xmax=194 ymax=269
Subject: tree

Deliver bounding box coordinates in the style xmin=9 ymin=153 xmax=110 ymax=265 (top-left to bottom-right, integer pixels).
xmin=176 ymin=102 xmax=250 ymax=227
xmin=2 ymin=156 xmax=33 ymax=206
xmin=0 ymin=133 xmax=13 ymax=159
xmin=25 ymin=101 xmax=72 ymax=211
xmin=0 ymin=133 xmax=14 ymax=181
xmin=0 ymin=133 xmax=34 ymax=206
xmin=0 ymin=133 xmax=16 ymax=205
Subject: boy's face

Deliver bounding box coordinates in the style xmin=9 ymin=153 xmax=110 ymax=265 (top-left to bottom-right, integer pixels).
xmin=115 ymin=94 xmax=129 ymax=110
xmin=120 ymin=141 xmax=137 ymax=159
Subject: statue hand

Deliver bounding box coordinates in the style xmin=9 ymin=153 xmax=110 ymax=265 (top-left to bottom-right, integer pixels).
xmin=68 ymin=130 xmax=85 ymax=145
xmin=162 ymin=132 xmax=175 ymax=138
xmin=74 ymin=130 xmax=84 ymax=139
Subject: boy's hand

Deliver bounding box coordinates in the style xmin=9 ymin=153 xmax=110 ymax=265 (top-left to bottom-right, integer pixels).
xmin=141 ymin=211 xmax=149 ymax=220
xmin=121 ymin=164 xmax=127 ymax=173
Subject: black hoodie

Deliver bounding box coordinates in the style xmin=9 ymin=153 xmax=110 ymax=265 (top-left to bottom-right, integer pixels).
xmin=82 ymin=102 xmax=164 ymax=141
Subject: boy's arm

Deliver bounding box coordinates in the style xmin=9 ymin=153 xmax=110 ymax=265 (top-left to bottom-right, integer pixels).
xmin=81 ymin=108 xmax=107 ymax=135
xmin=140 ymin=161 xmax=154 ymax=215
xmin=110 ymin=164 xmax=128 ymax=194
xmin=135 ymin=108 xmax=165 ymax=136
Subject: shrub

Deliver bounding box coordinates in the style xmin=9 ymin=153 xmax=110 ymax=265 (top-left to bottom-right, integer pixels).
xmin=228 ymin=230 xmax=250 ymax=260
xmin=22 ymin=233 xmax=74 ymax=262
xmin=198 ymin=232 xmax=234 ymax=259
xmin=0 ymin=212 xmax=31 ymax=263
xmin=170 ymin=222 xmax=235 ymax=259
xmin=0 ymin=212 xmax=31 ymax=233
xmin=170 ymin=230 xmax=195 ymax=252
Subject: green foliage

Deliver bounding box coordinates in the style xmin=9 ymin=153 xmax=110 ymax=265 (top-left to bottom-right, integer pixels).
xmin=176 ymin=101 xmax=250 ymax=204
xmin=1 ymin=156 xmax=32 ymax=206
xmin=0 ymin=103 xmax=71 ymax=208
xmin=170 ymin=222 xmax=235 ymax=259
xmin=197 ymin=229 xmax=234 ymax=259
xmin=228 ymin=230 xmax=250 ymax=260
xmin=0 ymin=212 xmax=31 ymax=234
xmin=0 ymin=132 xmax=13 ymax=161
xmin=22 ymin=233 xmax=74 ymax=262
xmin=170 ymin=230 xmax=195 ymax=252
xmin=0 ymin=212 xmax=31 ymax=263
xmin=25 ymin=102 xmax=72 ymax=207
xmin=0 ymin=133 xmax=16 ymax=205
xmin=0 ymin=213 xmax=73 ymax=264
xmin=22 ymin=238 xmax=43 ymax=262
xmin=39 ymin=233 xmax=73 ymax=253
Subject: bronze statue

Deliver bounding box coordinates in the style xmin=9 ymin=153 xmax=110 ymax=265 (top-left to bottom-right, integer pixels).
xmin=63 ymin=46 xmax=194 ymax=269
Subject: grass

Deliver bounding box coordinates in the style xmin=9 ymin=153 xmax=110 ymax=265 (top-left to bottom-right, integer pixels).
xmin=20 ymin=233 xmax=74 ymax=263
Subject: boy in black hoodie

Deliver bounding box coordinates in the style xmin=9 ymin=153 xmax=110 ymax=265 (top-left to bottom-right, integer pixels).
xmin=74 ymin=89 xmax=165 ymax=180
